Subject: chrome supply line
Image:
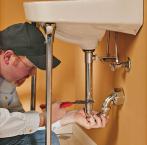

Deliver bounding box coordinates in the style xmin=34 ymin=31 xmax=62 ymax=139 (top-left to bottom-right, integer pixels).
xmin=106 ymin=31 xmax=110 ymax=57
xmin=93 ymin=32 xmax=131 ymax=72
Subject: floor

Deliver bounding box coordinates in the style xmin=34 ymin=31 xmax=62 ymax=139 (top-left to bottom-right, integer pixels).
xmin=59 ymin=134 xmax=83 ymax=145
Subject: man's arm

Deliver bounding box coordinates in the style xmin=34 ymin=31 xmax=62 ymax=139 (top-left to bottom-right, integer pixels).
xmin=39 ymin=106 xmax=109 ymax=130
xmin=0 ymin=108 xmax=40 ymax=138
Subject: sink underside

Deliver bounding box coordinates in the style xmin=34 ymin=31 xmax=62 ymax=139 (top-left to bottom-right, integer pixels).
xmin=55 ymin=23 xmax=106 ymax=49
xmin=24 ymin=0 xmax=143 ymax=49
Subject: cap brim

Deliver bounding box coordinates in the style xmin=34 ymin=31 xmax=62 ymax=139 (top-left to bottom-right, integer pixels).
xmin=27 ymin=55 xmax=61 ymax=70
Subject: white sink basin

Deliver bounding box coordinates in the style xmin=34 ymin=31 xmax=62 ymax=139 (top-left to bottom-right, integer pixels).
xmin=24 ymin=0 xmax=143 ymax=50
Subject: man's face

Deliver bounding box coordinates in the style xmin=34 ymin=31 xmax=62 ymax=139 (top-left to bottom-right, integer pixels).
xmin=12 ymin=56 xmax=37 ymax=86
xmin=1 ymin=50 xmax=36 ymax=86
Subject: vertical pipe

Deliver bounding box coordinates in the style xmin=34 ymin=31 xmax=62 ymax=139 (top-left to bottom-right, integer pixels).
xmin=30 ymin=73 xmax=37 ymax=110
xmin=46 ymin=33 xmax=52 ymax=145
xmin=45 ymin=24 xmax=56 ymax=145
xmin=46 ymin=32 xmax=52 ymax=145
xmin=30 ymin=22 xmax=37 ymax=111
xmin=106 ymin=31 xmax=110 ymax=57
xmin=115 ymin=32 xmax=119 ymax=63
xmin=84 ymin=50 xmax=94 ymax=115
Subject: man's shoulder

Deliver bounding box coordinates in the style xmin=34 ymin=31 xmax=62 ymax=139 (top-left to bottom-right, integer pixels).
xmin=0 ymin=77 xmax=16 ymax=93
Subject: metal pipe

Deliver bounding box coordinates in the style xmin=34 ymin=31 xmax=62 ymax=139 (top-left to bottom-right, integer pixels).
xmin=100 ymin=88 xmax=125 ymax=116
xmin=30 ymin=22 xmax=37 ymax=111
xmin=106 ymin=31 xmax=110 ymax=57
xmin=84 ymin=50 xmax=94 ymax=115
xmin=45 ymin=23 xmax=56 ymax=145
xmin=115 ymin=32 xmax=119 ymax=63
xmin=30 ymin=73 xmax=37 ymax=110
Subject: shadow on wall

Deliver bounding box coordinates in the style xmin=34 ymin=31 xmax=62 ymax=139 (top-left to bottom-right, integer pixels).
xmin=104 ymin=32 xmax=140 ymax=145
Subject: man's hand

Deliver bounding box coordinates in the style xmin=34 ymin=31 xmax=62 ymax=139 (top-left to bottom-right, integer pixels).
xmin=39 ymin=102 xmax=67 ymax=127
xmin=39 ymin=103 xmax=109 ymax=129
xmin=39 ymin=112 xmax=46 ymax=127
xmin=60 ymin=110 xmax=109 ymax=129
xmin=52 ymin=102 xmax=67 ymax=122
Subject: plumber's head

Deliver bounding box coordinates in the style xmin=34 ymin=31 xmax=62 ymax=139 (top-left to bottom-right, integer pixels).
xmin=0 ymin=22 xmax=60 ymax=86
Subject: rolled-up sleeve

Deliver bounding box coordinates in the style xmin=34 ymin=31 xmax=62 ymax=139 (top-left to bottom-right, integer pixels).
xmin=0 ymin=108 xmax=40 ymax=138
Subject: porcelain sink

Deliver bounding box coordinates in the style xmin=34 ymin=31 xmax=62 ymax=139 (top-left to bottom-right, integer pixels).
xmin=24 ymin=0 xmax=143 ymax=50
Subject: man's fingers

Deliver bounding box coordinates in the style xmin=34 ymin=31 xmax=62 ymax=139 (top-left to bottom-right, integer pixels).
xmin=87 ymin=115 xmax=97 ymax=126
xmin=86 ymin=115 xmax=103 ymax=128
xmin=93 ymin=115 xmax=103 ymax=128
xmin=89 ymin=114 xmax=109 ymax=128
xmin=99 ymin=115 xmax=107 ymax=128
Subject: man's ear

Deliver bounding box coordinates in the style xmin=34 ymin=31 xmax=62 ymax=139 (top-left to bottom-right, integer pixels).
xmin=3 ymin=50 xmax=15 ymax=65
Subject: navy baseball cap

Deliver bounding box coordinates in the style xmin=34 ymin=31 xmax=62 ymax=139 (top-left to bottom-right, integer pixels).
xmin=0 ymin=22 xmax=61 ymax=70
